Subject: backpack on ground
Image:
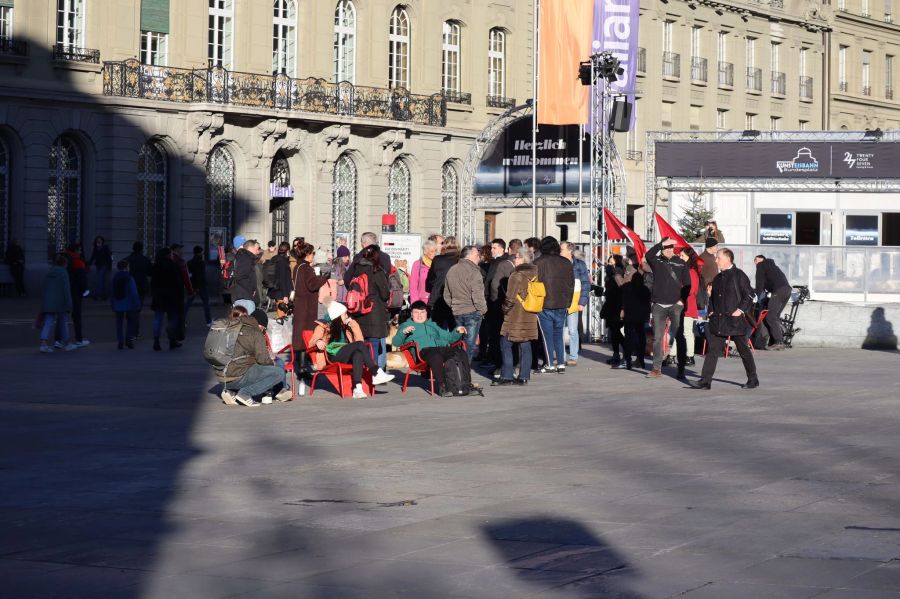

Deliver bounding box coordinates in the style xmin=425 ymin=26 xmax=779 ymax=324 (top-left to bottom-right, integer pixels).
xmin=203 ymin=318 xmax=244 ymax=374
xmin=442 ymin=352 xmax=473 ymax=396
xmin=345 ymin=273 xmax=374 ymax=315
xmin=261 ymin=260 xmax=277 ymax=289
xmin=387 ymin=270 xmax=405 ymax=310
xmin=517 ymin=277 xmax=547 ymax=313
xmin=221 ymin=257 xmax=235 ymax=290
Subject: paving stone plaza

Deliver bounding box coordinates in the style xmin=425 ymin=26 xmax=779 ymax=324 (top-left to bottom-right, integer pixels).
xmin=2 ymin=305 xmax=900 ymax=599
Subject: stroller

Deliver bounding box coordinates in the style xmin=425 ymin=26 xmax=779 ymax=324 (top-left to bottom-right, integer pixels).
xmin=780 ymin=285 xmax=810 ymax=348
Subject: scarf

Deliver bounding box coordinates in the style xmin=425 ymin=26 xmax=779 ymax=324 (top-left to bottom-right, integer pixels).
xmin=421 ymin=256 xmax=433 ymax=269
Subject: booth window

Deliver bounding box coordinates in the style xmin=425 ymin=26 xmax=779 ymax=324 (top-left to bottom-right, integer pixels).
xmin=884 ymin=213 xmax=900 ymax=246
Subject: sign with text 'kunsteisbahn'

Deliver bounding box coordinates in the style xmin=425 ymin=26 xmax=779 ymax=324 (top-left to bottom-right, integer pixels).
xmin=655 ymin=142 xmax=900 ymax=178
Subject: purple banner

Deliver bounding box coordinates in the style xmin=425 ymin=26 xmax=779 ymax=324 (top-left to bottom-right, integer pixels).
xmin=592 ymin=0 xmax=639 ymax=128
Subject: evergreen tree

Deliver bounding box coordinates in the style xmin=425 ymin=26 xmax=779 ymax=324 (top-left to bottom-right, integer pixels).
xmin=677 ymin=192 xmax=716 ymax=241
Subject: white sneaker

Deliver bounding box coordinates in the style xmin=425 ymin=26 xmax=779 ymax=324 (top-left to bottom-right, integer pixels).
xmin=74 ymin=340 xmax=90 ymax=348
xmin=261 ymin=395 xmax=273 ymax=404
xmin=221 ymin=390 xmax=237 ymax=405
xmin=372 ymin=369 xmax=395 ymax=386
xmin=234 ymin=393 xmax=260 ymax=407
xmin=64 ymin=343 xmax=79 ymax=352
xmin=352 ymin=384 xmax=367 ymax=399
xmin=53 ymin=341 xmax=64 ymax=349
xmin=40 ymin=344 xmax=53 ymax=353
xmin=274 ymin=388 xmax=293 ymax=402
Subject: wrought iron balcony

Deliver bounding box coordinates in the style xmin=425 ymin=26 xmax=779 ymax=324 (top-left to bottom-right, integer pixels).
xmin=839 ymin=80 xmax=848 ymax=92
xmin=625 ymin=150 xmax=643 ymax=161
xmin=0 ymin=38 xmax=27 ymax=56
xmin=53 ymin=44 xmax=100 ymax=64
xmin=800 ymin=76 xmax=814 ymax=100
xmin=102 ymin=59 xmax=447 ymax=127
xmin=863 ymin=85 xmax=872 ymax=96
xmin=442 ymin=90 xmax=472 ymax=105
xmin=747 ymin=67 xmax=762 ymax=92
xmin=637 ymin=47 xmax=646 ymax=74
xmin=486 ymin=95 xmax=516 ymax=109
xmin=718 ymin=61 xmax=734 ymax=87
xmin=887 ymin=87 xmax=894 ymax=100
xmin=691 ymin=57 xmax=708 ymax=83
xmin=662 ymin=51 xmax=680 ymax=79
xmin=771 ymin=71 xmax=786 ymax=95
xmin=770 ymin=0 xmax=784 ymax=8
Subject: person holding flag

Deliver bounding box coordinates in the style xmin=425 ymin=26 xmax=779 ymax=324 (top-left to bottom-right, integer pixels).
xmin=644 ymin=237 xmax=691 ymax=379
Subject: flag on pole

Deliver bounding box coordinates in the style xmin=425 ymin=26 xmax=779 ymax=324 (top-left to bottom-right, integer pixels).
xmin=653 ymin=212 xmax=692 ymax=252
xmin=537 ymin=0 xmax=593 ymax=125
xmin=604 ymin=208 xmax=646 ymax=265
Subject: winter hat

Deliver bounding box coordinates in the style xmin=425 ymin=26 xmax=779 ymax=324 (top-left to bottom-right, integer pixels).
xmin=336 ymin=245 xmax=351 ymax=258
xmin=704 ymin=237 xmax=719 ymax=249
xmin=233 ymin=235 xmax=246 ymax=248
xmin=327 ymin=301 xmax=348 ymax=321
xmin=233 ymin=299 xmax=255 ymax=314
xmin=251 ymin=309 xmax=268 ymax=328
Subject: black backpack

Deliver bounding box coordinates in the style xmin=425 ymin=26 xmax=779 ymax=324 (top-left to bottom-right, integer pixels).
xmin=262 ymin=259 xmax=278 ymax=289
xmin=442 ymin=353 xmax=473 ymax=396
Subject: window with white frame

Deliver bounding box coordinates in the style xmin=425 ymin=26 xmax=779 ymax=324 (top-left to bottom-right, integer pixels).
xmin=716 ymin=108 xmax=728 ymax=130
xmin=863 ymin=50 xmax=872 ymax=93
xmin=746 ymin=113 xmax=756 ymax=129
xmin=887 ymin=0 xmax=893 ymax=21
xmin=387 ymin=159 xmax=411 ymax=233
xmin=839 ymin=45 xmax=848 ymax=87
xmin=388 ymin=6 xmax=410 ymax=89
xmin=488 ymin=28 xmax=506 ymax=98
xmin=771 ymin=41 xmax=780 ymax=72
xmin=140 ymin=30 xmax=168 ymax=66
xmin=718 ymin=31 xmax=727 ymax=63
xmin=0 ymin=5 xmax=13 ymax=43
xmin=273 ymin=0 xmax=296 ymax=75
xmin=799 ymin=47 xmax=807 ymax=77
xmin=887 ymin=55 xmax=894 ymax=93
xmin=862 ymin=0 xmax=871 ymax=16
xmin=770 ymin=116 xmax=780 ymax=130
xmin=208 ymin=0 xmax=233 ymax=69
xmin=746 ymin=37 xmax=756 ymax=68
xmin=799 ymin=120 xmax=808 ymax=130
xmin=838 ymin=0 xmax=846 ymax=10
xmin=663 ymin=20 xmax=673 ymax=53
xmin=691 ymin=26 xmax=701 ymax=59
xmin=442 ymin=21 xmax=461 ymax=94
xmin=333 ymin=0 xmax=356 ymax=83
xmin=57 ymin=0 xmax=85 ymax=48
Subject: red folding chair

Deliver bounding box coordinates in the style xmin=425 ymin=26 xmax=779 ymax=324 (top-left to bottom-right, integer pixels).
xmin=398 ymin=340 xmax=467 ymax=396
xmin=301 ymin=330 xmax=374 ymax=398
xmin=274 ymin=343 xmax=298 ymax=401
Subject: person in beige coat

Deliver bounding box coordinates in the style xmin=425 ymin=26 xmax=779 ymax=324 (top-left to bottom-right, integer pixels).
xmin=496 ymin=247 xmax=539 ymax=385
xmin=443 ymin=245 xmax=488 ymax=361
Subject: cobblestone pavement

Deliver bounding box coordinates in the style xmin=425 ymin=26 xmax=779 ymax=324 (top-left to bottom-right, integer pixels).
xmin=2 ymin=311 xmax=900 ymax=598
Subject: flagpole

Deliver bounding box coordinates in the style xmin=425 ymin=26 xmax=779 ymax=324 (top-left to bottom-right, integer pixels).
xmin=532 ymin=0 xmax=539 ymax=237
xmin=577 ymin=122 xmax=583 ymax=244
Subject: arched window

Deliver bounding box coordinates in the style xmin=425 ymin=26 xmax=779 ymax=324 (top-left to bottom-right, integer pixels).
xmin=488 ymin=28 xmax=506 ymax=99
xmin=270 ymin=153 xmax=291 ymax=244
xmin=388 ymin=6 xmax=410 ymax=89
xmin=442 ymin=21 xmax=461 ymax=94
xmin=441 ymin=162 xmax=458 ymax=237
xmin=387 ymin=159 xmax=411 ymax=233
xmin=0 ymin=138 xmax=8 ymax=254
xmin=56 ymin=0 xmax=85 ymax=49
xmin=206 ymin=145 xmax=235 ymax=242
xmin=136 ymin=142 xmax=168 ymax=258
xmin=333 ymin=0 xmax=356 ymax=83
xmin=273 ymin=0 xmax=297 ymax=75
xmin=47 ymin=136 xmax=82 ymax=259
xmin=333 ymin=153 xmax=357 ymax=253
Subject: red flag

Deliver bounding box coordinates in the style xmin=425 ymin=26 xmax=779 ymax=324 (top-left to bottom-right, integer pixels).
xmin=654 ymin=212 xmax=692 ymax=252
xmin=604 ymin=208 xmax=647 ymax=265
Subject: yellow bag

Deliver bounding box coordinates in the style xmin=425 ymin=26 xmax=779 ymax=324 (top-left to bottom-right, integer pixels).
xmin=568 ymin=279 xmax=582 ymax=314
xmin=518 ymin=277 xmax=546 ymax=313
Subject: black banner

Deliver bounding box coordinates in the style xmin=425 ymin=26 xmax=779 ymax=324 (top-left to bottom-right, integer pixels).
xmin=759 ymin=213 xmax=793 ymax=245
xmin=845 ymin=215 xmax=879 ymax=246
xmin=656 ymin=141 xmax=900 ymax=178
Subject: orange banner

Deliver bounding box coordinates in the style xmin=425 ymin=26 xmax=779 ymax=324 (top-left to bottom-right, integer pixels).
xmin=537 ymin=0 xmax=593 ymax=125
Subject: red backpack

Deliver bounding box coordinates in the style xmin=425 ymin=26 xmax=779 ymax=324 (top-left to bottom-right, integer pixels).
xmin=345 ymin=273 xmax=374 ymax=315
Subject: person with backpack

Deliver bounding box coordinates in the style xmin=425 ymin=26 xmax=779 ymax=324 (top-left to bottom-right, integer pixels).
xmin=110 ymin=260 xmax=141 ymax=349
xmin=443 ymin=245 xmax=488 ymax=363
xmin=150 ymin=247 xmax=185 ymax=351
xmin=343 ymin=232 xmax=392 ymax=287
xmin=495 ymin=246 xmax=539 ymax=386
xmin=392 ymin=301 xmax=471 ymax=397
xmin=185 ymin=245 xmax=212 ymax=327
xmin=534 ymin=236 xmax=575 ymax=374
xmin=39 ymin=254 xmax=75 ymax=353
xmin=425 ymin=237 xmax=460 ymax=329
xmin=216 ymin=305 xmax=292 ymax=407
xmin=291 ymin=243 xmax=331 ymax=358
xmin=350 ymin=245 xmax=391 ymax=370
xmin=386 ymin=264 xmax=407 ymax=313
xmin=645 ymin=237 xmax=692 ymax=379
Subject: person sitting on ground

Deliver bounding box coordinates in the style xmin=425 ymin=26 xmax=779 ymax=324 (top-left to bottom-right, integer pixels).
xmin=219 ymin=305 xmax=292 ymax=407
xmin=310 ymin=302 xmax=395 ymax=398
xmin=392 ymin=301 xmax=471 ymax=397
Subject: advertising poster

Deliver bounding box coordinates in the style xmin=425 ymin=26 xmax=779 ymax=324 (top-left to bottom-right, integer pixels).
xmin=381 ymin=233 xmax=422 ymax=267
xmin=759 ymin=214 xmax=793 ymax=245
xmin=208 ymin=227 xmax=227 ymax=261
xmin=845 ymin=215 xmax=879 ymax=246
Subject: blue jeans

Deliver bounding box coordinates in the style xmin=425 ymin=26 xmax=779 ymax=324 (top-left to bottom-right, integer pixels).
xmin=566 ymin=310 xmax=581 ymax=361
xmin=94 ymin=266 xmax=110 ymax=299
xmin=115 ymin=311 xmax=139 ymax=346
xmin=41 ymin=313 xmax=68 ymax=342
xmin=454 ymin=311 xmax=483 ymax=362
xmin=225 ymin=364 xmax=286 ymax=398
xmin=185 ymin=288 xmax=212 ymax=325
xmin=538 ymin=308 xmax=567 ymax=367
xmin=153 ymin=309 xmax=178 ymax=340
xmin=365 ymin=337 xmax=386 ymax=370
xmin=500 ymin=335 xmax=532 ymax=381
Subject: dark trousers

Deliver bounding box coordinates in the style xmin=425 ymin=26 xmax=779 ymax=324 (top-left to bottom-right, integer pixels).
xmin=673 ymin=311 xmax=688 ymax=369
xmin=621 ymin=321 xmax=647 ymax=367
xmin=651 ymin=303 xmax=683 ymax=370
xmin=10 ymin=263 xmax=25 ymax=295
xmin=485 ymin=303 xmax=503 ymax=366
xmin=115 ymin=311 xmax=139 ymax=346
xmin=500 ymin=336 xmax=532 ymax=381
xmin=334 ymin=341 xmax=378 ymax=386
xmin=607 ymin=319 xmax=623 ymax=356
xmin=700 ymin=333 xmax=757 ymax=384
xmin=421 ymin=346 xmax=468 ymax=391
xmin=185 ymin=288 xmax=213 ymax=325
xmin=765 ymin=287 xmax=791 ymax=344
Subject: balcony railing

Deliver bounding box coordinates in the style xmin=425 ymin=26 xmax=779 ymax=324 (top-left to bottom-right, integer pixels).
xmin=863 ymin=85 xmax=872 ymax=96
xmin=102 ymin=59 xmax=447 ymax=126
xmin=625 ymin=150 xmax=643 ymax=161
xmin=0 ymin=38 xmax=27 ymax=56
xmin=53 ymin=44 xmax=100 ymax=64
xmin=771 ymin=71 xmax=786 ymax=95
xmin=718 ymin=61 xmax=734 ymax=87
xmin=747 ymin=67 xmax=762 ymax=91
xmin=839 ymin=80 xmax=848 ymax=92
xmin=637 ymin=47 xmax=646 ymax=74
xmin=800 ymin=76 xmax=814 ymax=100
xmin=691 ymin=57 xmax=708 ymax=83
xmin=770 ymin=0 xmax=784 ymax=7
xmin=887 ymin=86 xmax=894 ymax=99
xmin=486 ymin=95 xmax=516 ymax=109
xmin=442 ymin=90 xmax=472 ymax=105
xmin=662 ymin=51 xmax=680 ymax=79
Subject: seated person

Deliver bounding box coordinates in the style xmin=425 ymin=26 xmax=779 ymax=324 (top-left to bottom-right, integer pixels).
xmin=309 ymin=302 xmax=395 ymax=399
xmin=220 ymin=305 xmax=291 ymax=407
xmin=391 ymin=301 xmax=472 ymax=397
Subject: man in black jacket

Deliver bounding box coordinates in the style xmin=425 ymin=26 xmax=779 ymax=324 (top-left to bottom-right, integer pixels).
xmin=754 ymin=255 xmax=791 ymax=350
xmin=535 ymin=236 xmax=575 ymax=373
xmin=645 ymin=238 xmax=691 ymax=378
xmin=232 ymin=239 xmax=261 ymax=308
xmin=690 ymin=248 xmax=758 ymax=389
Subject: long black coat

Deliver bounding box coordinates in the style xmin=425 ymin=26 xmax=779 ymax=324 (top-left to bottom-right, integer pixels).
xmin=291 ymin=261 xmax=329 ymax=349
xmin=600 ymin=267 xmax=623 ymax=321
xmin=270 ymin=254 xmax=293 ymax=300
xmin=231 ymin=248 xmax=258 ymax=303
xmin=150 ymin=257 xmax=184 ymax=313
xmin=709 ymin=266 xmax=755 ymax=337
xmin=618 ymin=270 xmax=651 ymax=324
xmin=353 ymin=260 xmax=390 ymax=338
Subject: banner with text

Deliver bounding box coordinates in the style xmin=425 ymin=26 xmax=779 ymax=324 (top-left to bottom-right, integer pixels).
xmin=592 ymin=0 xmax=640 ymax=127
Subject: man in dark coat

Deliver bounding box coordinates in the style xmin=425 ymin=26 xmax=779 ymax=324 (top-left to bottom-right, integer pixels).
xmin=645 ymin=237 xmax=691 ymax=378
xmin=343 ymin=231 xmax=392 ymax=287
xmin=754 ymin=255 xmax=791 ymax=350
xmin=690 ymin=248 xmax=759 ymax=390
xmin=232 ymin=239 xmax=261 ymax=308
xmin=534 ymin=236 xmax=575 ymax=373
